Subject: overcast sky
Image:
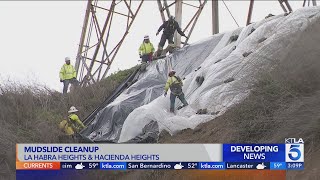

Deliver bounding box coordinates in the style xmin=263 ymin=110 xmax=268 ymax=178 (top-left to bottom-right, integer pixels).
xmin=0 ymin=1 xmax=306 ymax=91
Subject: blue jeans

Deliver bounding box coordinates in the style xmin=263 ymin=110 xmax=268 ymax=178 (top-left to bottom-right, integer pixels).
xmin=63 ymin=78 xmax=79 ymax=94
xmin=170 ymin=92 xmax=188 ymax=112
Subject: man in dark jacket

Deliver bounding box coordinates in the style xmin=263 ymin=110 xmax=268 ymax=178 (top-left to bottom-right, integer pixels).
xmin=156 ymin=16 xmax=187 ymax=56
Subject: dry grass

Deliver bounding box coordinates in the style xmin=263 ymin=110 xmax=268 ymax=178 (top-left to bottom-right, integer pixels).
xmin=0 ymin=67 xmax=137 ymax=179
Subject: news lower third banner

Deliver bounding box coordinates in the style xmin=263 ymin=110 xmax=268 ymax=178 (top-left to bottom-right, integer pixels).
xmin=17 ymin=144 xmax=222 ymax=162
xmin=16 ymin=143 xmax=304 ymax=171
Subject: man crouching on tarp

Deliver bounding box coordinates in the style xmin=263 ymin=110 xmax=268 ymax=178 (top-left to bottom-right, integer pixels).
xmin=164 ymin=70 xmax=188 ymax=113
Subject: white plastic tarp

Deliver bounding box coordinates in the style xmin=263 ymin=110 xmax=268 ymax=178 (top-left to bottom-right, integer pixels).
xmin=81 ymin=7 xmax=320 ymax=143
xmin=119 ymin=7 xmax=320 ymax=142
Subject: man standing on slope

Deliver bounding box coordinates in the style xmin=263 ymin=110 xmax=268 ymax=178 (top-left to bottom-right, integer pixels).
xmin=156 ymin=16 xmax=187 ymax=57
xmin=139 ymin=35 xmax=155 ymax=63
xmin=59 ymin=57 xmax=79 ymax=94
xmin=164 ymin=70 xmax=188 ymax=113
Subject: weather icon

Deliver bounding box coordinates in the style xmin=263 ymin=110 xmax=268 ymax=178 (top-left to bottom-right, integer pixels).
xmin=75 ymin=163 xmax=85 ymax=170
xmin=174 ymin=163 xmax=184 ymax=170
xmin=256 ymin=163 xmax=266 ymax=170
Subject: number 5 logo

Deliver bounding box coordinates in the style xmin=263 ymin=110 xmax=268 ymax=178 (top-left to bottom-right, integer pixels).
xmin=286 ymin=144 xmax=304 ymax=162
xmin=288 ymin=145 xmax=301 ymax=160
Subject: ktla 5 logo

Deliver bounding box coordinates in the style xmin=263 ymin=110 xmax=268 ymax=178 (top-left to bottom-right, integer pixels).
xmin=285 ymin=144 xmax=304 ymax=162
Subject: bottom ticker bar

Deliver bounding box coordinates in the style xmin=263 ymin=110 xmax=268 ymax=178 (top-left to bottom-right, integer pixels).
xmin=16 ymin=161 xmax=304 ymax=171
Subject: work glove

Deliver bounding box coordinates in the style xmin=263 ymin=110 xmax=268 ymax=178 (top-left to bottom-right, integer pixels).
xmin=156 ymin=32 xmax=159 ymax=36
xmin=164 ymin=92 xmax=167 ymax=97
xmin=60 ymin=79 xmax=64 ymax=82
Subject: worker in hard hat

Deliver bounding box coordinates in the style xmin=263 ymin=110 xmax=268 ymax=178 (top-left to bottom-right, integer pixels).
xmin=164 ymin=70 xmax=188 ymax=113
xmin=156 ymin=16 xmax=187 ymax=57
xmin=67 ymin=106 xmax=85 ymax=132
xmin=58 ymin=106 xmax=85 ymax=142
xmin=138 ymin=35 xmax=155 ymax=63
xmin=59 ymin=57 xmax=79 ymax=94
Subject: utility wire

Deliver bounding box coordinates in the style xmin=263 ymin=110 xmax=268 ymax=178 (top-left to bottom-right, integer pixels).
xmin=222 ymin=0 xmax=240 ymax=27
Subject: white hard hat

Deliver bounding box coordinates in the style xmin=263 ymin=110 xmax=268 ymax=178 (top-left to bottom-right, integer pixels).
xmin=65 ymin=57 xmax=71 ymax=61
xmin=144 ymin=35 xmax=149 ymax=40
xmin=68 ymin=106 xmax=78 ymax=113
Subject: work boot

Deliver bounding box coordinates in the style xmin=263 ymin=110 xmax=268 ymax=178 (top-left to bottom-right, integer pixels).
xmin=170 ymin=108 xmax=175 ymax=113
xmin=156 ymin=47 xmax=163 ymax=57
xmin=160 ymin=49 xmax=167 ymax=56
xmin=168 ymin=47 xmax=174 ymax=54
xmin=177 ymin=103 xmax=188 ymax=110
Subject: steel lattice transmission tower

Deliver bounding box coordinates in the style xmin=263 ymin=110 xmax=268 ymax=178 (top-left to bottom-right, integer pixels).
xmin=75 ymin=0 xmax=315 ymax=86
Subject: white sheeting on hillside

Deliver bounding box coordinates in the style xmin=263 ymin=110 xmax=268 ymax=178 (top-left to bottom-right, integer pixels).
xmin=118 ymin=7 xmax=320 ymax=142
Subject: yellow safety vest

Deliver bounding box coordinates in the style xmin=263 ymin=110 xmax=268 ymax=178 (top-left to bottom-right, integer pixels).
xmin=59 ymin=120 xmax=74 ymax=135
xmin=68 ymin=114 xmax=85 ymax=132
xmin=59 ymin=64 xmax=77 ymax=80
xmin=164 ymin=76 xmax=183 ymax=95
xmin=139 ymin=42 xmax=155 ymax=55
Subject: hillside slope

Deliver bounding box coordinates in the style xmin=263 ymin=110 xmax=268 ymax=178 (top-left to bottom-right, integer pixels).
xmin=87 ymin=7 xmax=320 ymax=180
xmin=81 ymin=6 xmax=320 ymax=146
